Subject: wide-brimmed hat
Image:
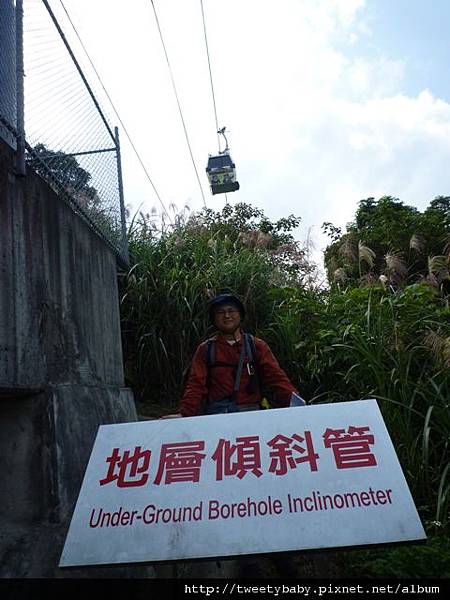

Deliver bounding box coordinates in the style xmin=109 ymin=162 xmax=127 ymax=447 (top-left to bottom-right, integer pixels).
xmin=208 ymin=294 xmax=245 ymax=323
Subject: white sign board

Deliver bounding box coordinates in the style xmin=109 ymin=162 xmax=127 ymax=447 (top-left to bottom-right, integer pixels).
xmin=60 ymin=399 xmax=425 ymax=567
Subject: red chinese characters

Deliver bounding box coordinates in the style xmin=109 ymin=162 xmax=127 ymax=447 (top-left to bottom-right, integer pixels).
xmin=323 ymin=425 xmax=377 ymax=468
xmin=212 ymin=436 xmax=263 ymax=480
xmin=267 ymin=432 xmax=319 ymax=475
xmin=98 ymin=424 xmax=378 ymax=489
xmin=153 ymin=441 xmax=206 ymax=485
xmin=99 ymin=446 xmax=151 ymax=487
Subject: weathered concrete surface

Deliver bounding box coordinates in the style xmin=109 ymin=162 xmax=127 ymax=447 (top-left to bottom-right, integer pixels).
xmin=0 ymin=0 xmax=17 ymax=149
xmin=0 ymin=140 xmax=125 ymax=390
xmin=0 ymin=138 xmax=152 ymax=577
xmin=49 ymin=385 xmax=138 ymax=521
xmin=0 ymin=386 xmax=154 ymax=578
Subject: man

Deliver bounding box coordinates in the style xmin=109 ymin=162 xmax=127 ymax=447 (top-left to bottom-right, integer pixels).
xmin=176 ymin=293 xmax=305 ymax=578
xmin=180 ymin=293 xmax=305 ymax=416
xmin=164 ymin=294 xmax=304 ymax=577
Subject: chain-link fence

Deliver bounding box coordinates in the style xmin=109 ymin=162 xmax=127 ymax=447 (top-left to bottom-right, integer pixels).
xmin=0 ymin=0 xmax=128 ymax=267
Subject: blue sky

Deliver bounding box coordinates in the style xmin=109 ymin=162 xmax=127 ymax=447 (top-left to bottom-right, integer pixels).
xmin=347 ymin=0 xmax=450 ymax=99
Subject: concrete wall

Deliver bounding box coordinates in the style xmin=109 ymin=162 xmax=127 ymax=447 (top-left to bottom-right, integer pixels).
xmin=0 ymin=387 xmax=144 ymax=577
xmin=0 ymin=139 xmax=150 ymax=577
xmin=0 ymin=143 xmax=125 ymax=389
xmin=0 ymin=0 xmax=17 ymax=149
xmin=0 ymin=140 xmax=326 ymax=580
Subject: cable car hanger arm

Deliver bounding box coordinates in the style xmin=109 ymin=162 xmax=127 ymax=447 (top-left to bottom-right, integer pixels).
xmin=217 ymin=126 xmax=229 ymax=154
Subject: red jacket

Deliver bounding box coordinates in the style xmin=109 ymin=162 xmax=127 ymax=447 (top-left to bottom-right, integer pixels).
xmin=180 ymin=334 xmax=298 ymax=416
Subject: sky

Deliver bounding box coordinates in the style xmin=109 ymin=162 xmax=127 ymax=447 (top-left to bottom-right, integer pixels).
xmin=24 ymin=0 xmax=450 ymax=265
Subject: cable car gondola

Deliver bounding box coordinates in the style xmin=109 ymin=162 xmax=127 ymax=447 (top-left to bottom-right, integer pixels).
xmin=206 ymin=127 xmax=240 ymax=195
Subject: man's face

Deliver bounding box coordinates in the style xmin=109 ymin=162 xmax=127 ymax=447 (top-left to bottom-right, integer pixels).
xmin=213 ymin=303 xmax=241 ymax=334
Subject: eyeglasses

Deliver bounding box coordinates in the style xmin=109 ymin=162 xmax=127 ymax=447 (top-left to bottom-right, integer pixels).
xmin=215 ymin=309 xmax=239 ymax=317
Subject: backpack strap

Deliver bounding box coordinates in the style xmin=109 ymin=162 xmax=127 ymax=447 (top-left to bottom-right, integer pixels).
xmin=243 ymin=333 xmax=252 ymax=364
xmin=205 ymin=334 xmax=260 ymax=404
xmin=244 ymin=333 xmax=260 ymax=394
xmin=230 ymin=340 xmax=246 ymax=402
xmin=245 ymin=333 xmax=257 ymax=365
xmin=206 ymin=338 xmax=215 ymax=369
xmin=207 ymin=334 xmax=256 ymax=369
xmin=206 ymin=339 xmax=237 ymax=369
xmin=201 ymin=340 xmax=213 ymax=414
xmin=205 ymin=339 xmax=215 ymax=400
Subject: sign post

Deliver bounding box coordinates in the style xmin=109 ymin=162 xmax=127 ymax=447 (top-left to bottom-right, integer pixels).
xmin=60 ymin=399 xmax=426 ymax=567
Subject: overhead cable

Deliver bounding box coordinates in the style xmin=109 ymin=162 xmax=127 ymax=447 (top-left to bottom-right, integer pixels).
xmin=150 ymin=0 xmax=207 ymax=208
xmin=200 ymin=0 xmax=229 ymax=204
xmin=58 ymin=0 xmax=172 ymax=222
xmin=200 ymin=0 xmax=220 ymax=152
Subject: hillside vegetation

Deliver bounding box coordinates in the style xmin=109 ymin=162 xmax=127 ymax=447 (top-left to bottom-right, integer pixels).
xmin=120 ymin=199 xmax=450 ymax=577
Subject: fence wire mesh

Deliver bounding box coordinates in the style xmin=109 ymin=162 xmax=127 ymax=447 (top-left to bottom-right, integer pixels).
xmin=0 ymin=0 xmax=128 ymax=266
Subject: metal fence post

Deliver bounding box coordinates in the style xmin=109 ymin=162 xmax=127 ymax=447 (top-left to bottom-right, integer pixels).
xmin=15 ymin=0 xmax=25 ymax=175
xmin=115 ymin=126 xmax=129 ymax=265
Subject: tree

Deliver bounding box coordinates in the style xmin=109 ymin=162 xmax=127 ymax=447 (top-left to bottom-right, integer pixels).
xmin=121 ymin=202 xmax=318 ymax=408
xmin=28 ymin=143 xmax=100 ymax=209
xmin=323 ymin=196 xmax=450 ymax=289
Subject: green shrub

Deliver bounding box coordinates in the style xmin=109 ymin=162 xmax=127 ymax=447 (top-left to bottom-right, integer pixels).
xmin=120 ymin=202 xmax=449 ymax=568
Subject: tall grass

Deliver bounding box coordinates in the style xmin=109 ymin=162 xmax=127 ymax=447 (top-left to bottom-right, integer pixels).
xmin=263 ymin=283 xmax=450 ymax=533
xmin=120 ymin=204 xmax=309 ymax=410
xmin=120 ymin=204 xmax=449 ymax=574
